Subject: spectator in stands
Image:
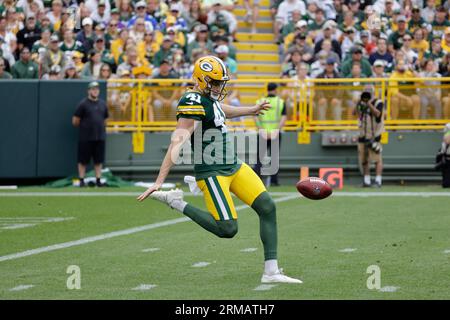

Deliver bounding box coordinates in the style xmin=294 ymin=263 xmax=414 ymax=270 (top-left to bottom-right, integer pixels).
xmin=341 ymin=46 xmax=372 ymax=78
xmin=127 ymin=1 xmax=157 ymax=30
xmin=418 ymin=59 xmax=442 ymax=120
xmin=110 ymin=28 xmax=129 ymax=65
xmin=145 ymin=0 xmax=165 ymax=23
xmin=399 ymin=34 xmax=418 ymax=66
xmin=118 ymin=0 xmax=134 ymax=22
xmin=286 ymin=32 xmax=314 ymax=63
xmin=129 ymin=17 xmax=147 ymax=42
xmin=91 ymin=0 xmax=110 ymax=25
xmin=16 ymin=13 xmax=41 ymax=52
xmin=166 ymin=25 xmax=186 ymax=50
xmin=81 ymin=50 xmax=102 ymax=79
xmin=345 ymin=63 xmax=366 ymax=118
xmin=348 ymin=0 xmax=364 ymax=24
xmin=340 ymin=26 xmax=358 ymax=60
xmin=76 ymin=17 xmax=95 ymax=57
xmin=161 ymin=3 xmax=188 ymax=32
xmin=314 ymin=20 xmax=342 ymax=59
xmin=45 ymin=64 xmax=62 ymax=79
xmin=151 ymin=59 xmax=180 ymax=120
xmin=310 ymin=50 xmax=327 ymax=78
xmin=442 ymin=27 xmax=450 ymax=53
xmin=388 ymin=15 xmax=410 ymax=52
xmin=31 ymin=27 xmax=50 ymax=59
xmin=424 ymin=35 xmax=445 ymax=64
xmin=202 ymin=0 xmax=235 ymax=12
xmin=207 ymin=2 xmax=237 ymax=39
xmin=0 ymin=15 xmax=16 ymax=62
xmin=283 ymin=19 xmax=307 ymax=52
xmin=389 ymin=59 xmax=420 ymax=119
xmin=63 ymin=62 xmax=79 ymax=79
xmin=143 ymin=30 xmax=158 ymax=65
xmin=185 ymin=0 xmax=208 ymax=31
xmin=41 ymin=33 xmax=66 ymax=77
xmin=0 ymin=57 xmax=12 ymax=79
xmin=421 ymin=0 xmax=436 ymax=24
xmin=215 ymin=44 xmax=236 ymax=77
xmin=46 ymin=0 xmax=63 ymax=30
xmin=316 ymin=40 xmax=341 ymax=65
xmin=93 ymin=36 xmax=114 ymax=67
xmin=316 ymin=57 xmax=343 ymax=120
xmin=11 ymin=46 xmax=39 ymax=78
xmin=410 ymin=28 xmax=429 ymax=61
xmin=360 ymin=30 xmax=377 ymax=56
xmin=98 ymin=63 xmax=112 ymax=80
xmin=187 ymin=24 xmax=214 ymax=62
xmin=282 ymin=49 xmax=302 ymax=78
xmin=372 ymin=59 xmax=388 ymax=78
xmin=59 ymin=29 xmax=83 ymax=57
xmin=280 ymin=9 xmax=302 ymax=40
xmin=371 ymin=59 xmax=388 ymax=99
xmin=432 ymin=5 xmax=450 ymax=37
xmin=153 ymin=35 xmax=174 ymax=67
xmin=72 ymin=50 xmax=84 ymax=74
xmin=408 ymin=5 xmax=424 ymax=31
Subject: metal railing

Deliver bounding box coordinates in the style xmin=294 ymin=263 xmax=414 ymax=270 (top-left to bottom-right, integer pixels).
xmin=106 ymin=77 xmax=450 ymax=135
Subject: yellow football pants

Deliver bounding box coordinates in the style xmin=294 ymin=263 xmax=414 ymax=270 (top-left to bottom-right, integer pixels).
xmin=196 ymin=163 xmax=267 ymax=221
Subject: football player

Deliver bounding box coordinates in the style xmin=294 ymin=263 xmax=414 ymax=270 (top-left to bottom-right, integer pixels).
xmin=137 ymin=55 xmax=301 ymax=284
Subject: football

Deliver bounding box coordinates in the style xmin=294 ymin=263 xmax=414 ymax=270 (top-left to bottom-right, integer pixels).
xmin=296 ymin=177 xmax=333 ymax=200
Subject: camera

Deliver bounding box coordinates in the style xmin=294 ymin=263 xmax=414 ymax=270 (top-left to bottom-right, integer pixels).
xmin=361 ymin=91 xmax=372 ymax=101
xmin=368 ymin=140 xmax=382 ymax=153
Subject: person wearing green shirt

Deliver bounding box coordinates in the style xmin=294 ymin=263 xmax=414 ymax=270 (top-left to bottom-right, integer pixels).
xmin=11 ymin=47 xmax=39 ymax=79
xmin=341 ymin=46 xmax=372 ymax=77
xmin=0 ymin=57 xmax=12 ymax=79
xmin=153 ymin=36 xmax=175 ymax=67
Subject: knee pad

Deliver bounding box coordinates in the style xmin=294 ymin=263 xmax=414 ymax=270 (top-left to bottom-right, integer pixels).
xmin=217 ymin=220 xmax=238 ymax=238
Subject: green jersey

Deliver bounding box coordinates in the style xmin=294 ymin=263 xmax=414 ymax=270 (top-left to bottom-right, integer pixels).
xmin=176 ymin=90 xmax=241 ymax=180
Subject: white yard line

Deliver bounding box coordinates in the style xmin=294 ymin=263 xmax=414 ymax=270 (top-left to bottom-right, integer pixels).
xmin=1 ymin=191 xmax=450 ymax=197
xmin=9 ymin=284 xmax=34 ymax=291
xmin=0 ymin=194 xmax=298 ymax=263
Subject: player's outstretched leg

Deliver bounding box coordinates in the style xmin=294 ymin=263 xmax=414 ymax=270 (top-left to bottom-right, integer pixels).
xmin=149 ymin=189 xmax=238 ymax=238
xmin=251 ymin=191 xmax=302 ymax=284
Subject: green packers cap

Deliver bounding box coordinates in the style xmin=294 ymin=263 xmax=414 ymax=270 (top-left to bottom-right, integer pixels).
xmin=88 ymin=81 xmax=100 ymax=89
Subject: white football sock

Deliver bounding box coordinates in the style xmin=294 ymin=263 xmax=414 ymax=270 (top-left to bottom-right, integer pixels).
xmin=364 ymin=175 xmax=371 ymax=185
xmin=171 ymin=200 xmax=187 ymax=213
xmin=375 ymin=175 xmax=382 ymax=184
xmin=264 ymin=259 xmax=279 ymax=275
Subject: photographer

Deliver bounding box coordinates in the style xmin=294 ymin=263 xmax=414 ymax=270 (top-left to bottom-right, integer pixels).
xmin=436 ymin=123 xmax=450 ymax=188
xmin=354 ymin=86 xmax=384 ymax=188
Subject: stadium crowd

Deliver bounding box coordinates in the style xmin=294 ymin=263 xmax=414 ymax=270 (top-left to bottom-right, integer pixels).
xmin=0 ymin=0 xmax=238 ymax=81
xmin=276 ymin=0 xmax=450 ymax=119
xmin=0 ymin=0 xmax=450 ymax=119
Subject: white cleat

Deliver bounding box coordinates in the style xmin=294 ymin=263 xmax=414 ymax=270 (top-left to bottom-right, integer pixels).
xmin=149 ymin=188 xmax=184 ymax=209
xmin=261 ymin=268 xmax=303 ymax=284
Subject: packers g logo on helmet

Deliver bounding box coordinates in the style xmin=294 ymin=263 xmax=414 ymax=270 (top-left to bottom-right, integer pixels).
xmin=193 ymin=55 xmax=230 ymax=101
xmin=200 ymin=62 xmax=213 ymax=72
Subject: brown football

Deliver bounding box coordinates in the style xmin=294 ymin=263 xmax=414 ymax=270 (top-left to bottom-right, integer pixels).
xmin=296 ymin=177 xmax=332 ymax=200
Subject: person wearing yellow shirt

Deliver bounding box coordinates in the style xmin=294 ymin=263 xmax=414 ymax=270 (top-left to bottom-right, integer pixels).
xmin=284 ymin=20 xmax=313 ymax=53
xmin=441 ymin=27 xmax=450 ymax=53
xmin=410 ymin=28 xmax=430 ymax=61
xmin=389 ymin=59 xmax=420 ymax=119
xmin=110 ymin=28 xmax=129 ymax=64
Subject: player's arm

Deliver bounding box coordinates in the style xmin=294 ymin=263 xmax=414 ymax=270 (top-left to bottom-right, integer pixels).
xmin=221 ymin=100 xmax=271 ymax=119
xmin=137 ymin=118 xmax=196 ymax=201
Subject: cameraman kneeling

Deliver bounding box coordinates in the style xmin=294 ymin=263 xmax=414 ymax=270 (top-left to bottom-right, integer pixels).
xmin=354 ymin=87 xmax=384 ymax=187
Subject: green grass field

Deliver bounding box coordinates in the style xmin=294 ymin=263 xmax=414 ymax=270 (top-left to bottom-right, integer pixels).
xmin=1 ymin=186 xmax=450 ymax=299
